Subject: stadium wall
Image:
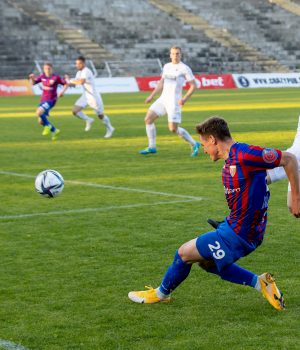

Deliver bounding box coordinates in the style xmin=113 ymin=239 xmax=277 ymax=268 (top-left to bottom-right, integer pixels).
xmin=2 ymin=73 xmax=300 ymax=96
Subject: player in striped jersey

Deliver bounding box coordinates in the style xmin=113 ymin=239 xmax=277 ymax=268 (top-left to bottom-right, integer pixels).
xmin=29 ymin=62 xmax=68 ymax=140
xmin=208 ymin=115 xmax=300 ymax=229
xmin=128 ymin=117 xmax=300 ymax=310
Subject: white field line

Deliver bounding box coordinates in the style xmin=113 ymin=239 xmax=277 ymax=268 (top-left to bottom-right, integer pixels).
xmin=0 ymin=339 xmax=31 ymax=350
xmin=0 ymin=199 xmax=200 ymax=220
xmin=0 ymin=170 xmax=204 ymax=201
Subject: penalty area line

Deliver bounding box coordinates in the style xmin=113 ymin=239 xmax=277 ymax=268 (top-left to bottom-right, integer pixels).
xmin=0 ymin=199 xmax=201 ymax=220
xmin=0 ymin=170 xmax=205 ymax=201
xmin=0 ymin=339 xmax=31 ymax=350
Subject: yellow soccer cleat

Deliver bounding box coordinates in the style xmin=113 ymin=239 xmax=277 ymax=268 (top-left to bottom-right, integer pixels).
xmin=259 ymin=272 xmax=285 ymax=310
xmin=42 ymin=125 xmax=51 ymax=136
xmin=52 ymin=129 xmax=60 ymax=141
xmin=128 ymin=286 xmax=171 ymax=304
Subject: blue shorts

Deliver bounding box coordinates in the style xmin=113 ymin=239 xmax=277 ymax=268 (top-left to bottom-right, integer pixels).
xmin=39 ymin=100 xmax=56 ymax=116
xmin=196 ymin=220 xmax=259 ymax=272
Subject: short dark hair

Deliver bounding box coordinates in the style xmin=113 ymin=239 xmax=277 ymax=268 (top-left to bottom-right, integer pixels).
xmin=76 ymin=56 xmax=86 ymax=63
xmin=196 ymin=116 xmax=232 ymax=141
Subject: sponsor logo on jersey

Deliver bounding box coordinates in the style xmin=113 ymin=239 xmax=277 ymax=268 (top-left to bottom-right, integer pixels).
xmin=224 ymin=186 xmax=241 ymax=194
xmin=262 ymin=148 xmax=278 ymax=163
xmin=164 ymin=74 xmax=177 ymax=81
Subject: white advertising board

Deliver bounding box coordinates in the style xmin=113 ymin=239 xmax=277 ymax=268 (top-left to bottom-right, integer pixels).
xmin=32 ymin=77 xmax=139 ymax=95
xmin=233 ymin=73 xmax=300 ymax=88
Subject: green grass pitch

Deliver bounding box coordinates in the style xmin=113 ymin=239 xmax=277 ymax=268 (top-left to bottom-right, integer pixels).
xmin=0 ymin=88 xmax=299 ymax=350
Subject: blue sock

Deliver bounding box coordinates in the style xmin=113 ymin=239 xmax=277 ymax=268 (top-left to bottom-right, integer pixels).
xmin=207 ymin=263 xmax=257 ymax=288
xmin=40 ymin=112 xmax=50 ymax=126
xmin=159 ymin=250 xmax=192 ymax=295
xmin=40 ymin=113 xmax=56 ymax=132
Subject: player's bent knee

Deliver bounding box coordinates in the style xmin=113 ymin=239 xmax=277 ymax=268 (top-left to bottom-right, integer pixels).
xmin=36 ymin=108 xmax=44 ymax=117
xmin=145 ymin=117 xmax=153 ymax=125
xmin=169 ymin=126 xmax=177 ymax=133
xmin=178 ymin=242 xmax=196 ymax=263
xmin=177 ymin=245 xmax=187 ymax=261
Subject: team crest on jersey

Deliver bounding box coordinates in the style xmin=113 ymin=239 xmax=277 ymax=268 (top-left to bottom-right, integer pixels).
xmin=229 ymin=165 xmax=236 ymax=177
xmin=262 ymin=148 xmax=278 ymax=163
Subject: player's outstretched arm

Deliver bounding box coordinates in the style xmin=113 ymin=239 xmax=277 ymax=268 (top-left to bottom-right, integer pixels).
xmin=28 ymin=73 xmax=35 ymax=84
xmin=58 ymin=84 xmax=69 ymax=98
xmin=145 ymin=78 xmax=164 ymax=103
xmin=280 ymin=151 xmax=300 ymax=217
xmin=179 ymin=79 xmax=197 ymax=106
xmin=69 ymin=78 xmax=86 ymax=86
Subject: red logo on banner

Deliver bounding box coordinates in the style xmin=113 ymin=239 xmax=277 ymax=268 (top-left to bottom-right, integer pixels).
xmin=135 ymin=74 xmax=237 ymax=91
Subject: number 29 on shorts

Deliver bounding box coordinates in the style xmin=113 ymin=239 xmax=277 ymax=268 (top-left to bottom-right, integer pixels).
xmin=208 ymin=241 xmax=225 ymax=260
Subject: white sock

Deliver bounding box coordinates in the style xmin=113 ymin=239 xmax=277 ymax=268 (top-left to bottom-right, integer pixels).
xmin=102 ymin=115 xmax=113 ymax=129
xmin=254 ymin=277 xmax=261 ymax=292
xmin=146 ymin=124 xmax=156 ymax=148
xmin=177 ymin=127 xmax=196 ymax=146
xmin=76 ymin=111 xmax=90 ymax=121
xmin=267 ymin=166 xmax=287 ymax=184
xmin=155 ymin=287 xmax=169 ymax=299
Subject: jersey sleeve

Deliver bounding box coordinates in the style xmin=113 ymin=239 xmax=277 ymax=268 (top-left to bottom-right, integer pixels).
xmin=57 ymin=75 xmax=66 ymax=85
xmin=184 ymin=66 xmax=195 ymax=82
xmin=241 ymin=145 xmax=282 ymax=170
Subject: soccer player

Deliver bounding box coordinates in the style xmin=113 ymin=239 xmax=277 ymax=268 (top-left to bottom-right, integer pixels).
xmin=139 ymin=46 xmax=200 ymax=156
xmin=67 ymin=56 xmax=115 ymax=138
xmin=208 ymin=115 xmax=300 ymax=229
xmin=29 ymin=63 xmax=68 ymax=140
xmin=128 ymin=116 xmax=300 ymax=310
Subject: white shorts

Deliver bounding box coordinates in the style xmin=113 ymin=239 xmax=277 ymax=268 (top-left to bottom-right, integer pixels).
xmin=75 ymin=94 xmax=104 ymax=114
xmin=149 ymin=97 xmax=181 ymax=123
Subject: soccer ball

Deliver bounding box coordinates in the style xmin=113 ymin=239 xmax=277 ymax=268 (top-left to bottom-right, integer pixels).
xmin=35 ymin=169 xmax=64 ymax=198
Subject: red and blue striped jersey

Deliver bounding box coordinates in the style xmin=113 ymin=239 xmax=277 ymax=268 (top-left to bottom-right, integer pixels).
xmin=34 ymin=74 xmax=66 ymax=103
xmin=222 ymin=142 xmax=282 ymax=245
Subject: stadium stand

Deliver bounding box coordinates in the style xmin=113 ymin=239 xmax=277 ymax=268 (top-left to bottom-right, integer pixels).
xmin=0 ymin=0 xmax=80 ymax=78
xmin=1 ymin=0 xmax=300 ymax=78
xmin=173 ymin=0 xmax=300 ymax=71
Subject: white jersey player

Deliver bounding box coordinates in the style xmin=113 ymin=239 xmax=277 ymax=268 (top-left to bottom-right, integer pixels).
xmin=68 ymin=56 xmax=114 ymax=138
xmin=140 ymin=46 xmax=200 ymax=156
xmin=267 ymin=115 xmax=300 ymax=211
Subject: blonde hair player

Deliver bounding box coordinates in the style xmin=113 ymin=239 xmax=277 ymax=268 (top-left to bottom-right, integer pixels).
xmin=139 ymin=46 xmax=200 ymax=156
xmin=67 ymin=56 xmax=115 ymax=138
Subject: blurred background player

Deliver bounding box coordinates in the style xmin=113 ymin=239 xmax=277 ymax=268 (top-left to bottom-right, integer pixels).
xmin=67 ymin=56 xmax=115 ymax=138
xmin=139 ymin=46 xmax=200 ymax=156
xmin=129 ymin=117 xmax=300 ymax=310
xmin=29 ymin=62 xmax=68 ymax=140
xmin=208 ymin=115 xmax=300 ymax=229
